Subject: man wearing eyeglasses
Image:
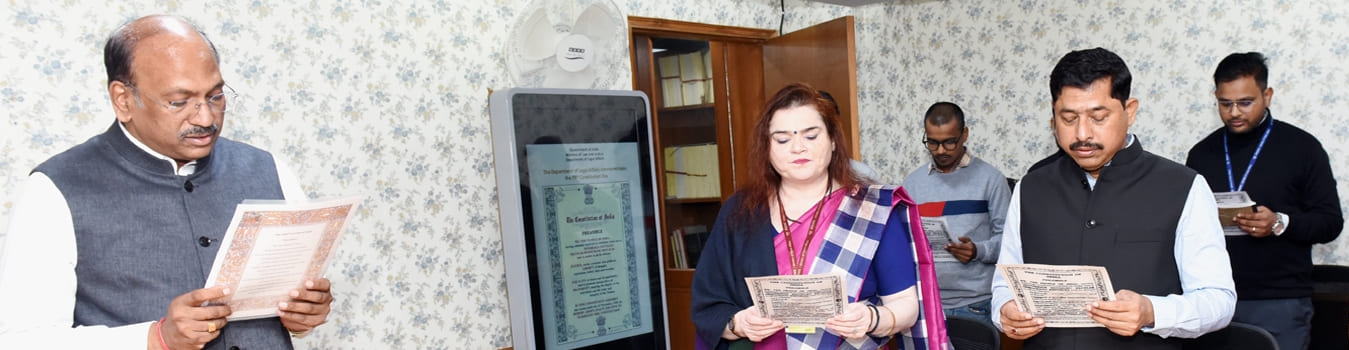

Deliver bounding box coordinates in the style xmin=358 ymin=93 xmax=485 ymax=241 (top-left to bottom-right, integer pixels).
xmin=0 ymin=15 xmax=332 ymax=349
xmin=1184 ymin=52 xmax=1342 ymax=350
xmin=900 ymin=102 xmax=1011 ymax=326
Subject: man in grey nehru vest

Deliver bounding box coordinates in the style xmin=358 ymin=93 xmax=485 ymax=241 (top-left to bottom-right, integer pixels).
xmin=0 ymin=15 xmax=332 ymax=349
xmin=990 ymin=47 xmax=1235 ymax=349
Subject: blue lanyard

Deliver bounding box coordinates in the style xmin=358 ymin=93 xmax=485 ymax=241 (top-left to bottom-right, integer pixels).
xmin=1224 ymin=118 xmax=1273 ymax=192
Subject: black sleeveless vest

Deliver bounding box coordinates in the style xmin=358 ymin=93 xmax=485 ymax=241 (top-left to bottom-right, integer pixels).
xmin=1018 ymin=140 xmax=1193 ymax=350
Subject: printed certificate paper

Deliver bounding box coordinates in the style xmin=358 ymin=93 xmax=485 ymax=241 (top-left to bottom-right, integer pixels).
xmin=919 ymin=217 xmax=959 ymax=263
xmin=527 ymin=143 xmax=653 ymax=349
xmin=744 ymin=274 xmax=847 ymax=329
xmin=204 ymin=196 xmax=363 ymax=321
xmin=1213 ymin=191 xmax=1256 ymax=236
xmin=997 ymin=264 xmax=1116 ymax=328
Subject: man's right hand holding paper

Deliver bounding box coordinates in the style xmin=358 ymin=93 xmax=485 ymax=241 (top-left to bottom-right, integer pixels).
xmin=999 ymin=301 xmax=1044 ymax=340
xmin=151 ymin=286 xmax=233 ymax=350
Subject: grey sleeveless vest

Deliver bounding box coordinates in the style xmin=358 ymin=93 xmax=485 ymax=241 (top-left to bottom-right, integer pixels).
xmin=35 ymin=122 xmax=293 ymax=350
xmin=1018 ymin=141 xmax=1193 ymax=350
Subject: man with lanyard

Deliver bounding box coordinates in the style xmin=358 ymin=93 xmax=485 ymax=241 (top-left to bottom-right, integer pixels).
xmin=1185 ymin=52 xmax=1343 ymax=350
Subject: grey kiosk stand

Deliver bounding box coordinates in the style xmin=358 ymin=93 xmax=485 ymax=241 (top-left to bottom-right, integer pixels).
xmin=490 ymin=88 xmax=670 ymax=349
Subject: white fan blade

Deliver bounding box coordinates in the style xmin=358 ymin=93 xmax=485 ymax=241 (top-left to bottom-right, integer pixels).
xmin=516 ymin=9 xmax=564 ymax=61
xmin=572 ymin=3 xmax=621 ymax=44
xmin=542 ymin=65 xmax=595 ymax=89
xmin=511 ymin=56 xmax=550 ymax=77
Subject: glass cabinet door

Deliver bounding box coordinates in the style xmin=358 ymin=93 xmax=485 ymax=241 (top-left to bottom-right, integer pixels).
xmin=650 ymin=37 xmax=720 ymax=270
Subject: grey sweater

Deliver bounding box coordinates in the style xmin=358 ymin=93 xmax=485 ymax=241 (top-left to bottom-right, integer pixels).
xmin=901 ymin=155 xmax=1011 ymax=308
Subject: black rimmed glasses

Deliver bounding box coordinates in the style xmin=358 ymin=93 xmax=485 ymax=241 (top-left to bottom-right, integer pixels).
xmin=124 ymin=82 xmax=234 ymax=117
xmin=922 ymin=137 xmax=961 ymax=151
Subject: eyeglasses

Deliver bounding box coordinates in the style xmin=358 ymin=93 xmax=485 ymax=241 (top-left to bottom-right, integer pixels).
xmin=1217 ymin=100 xmax=1256 ymax=111
xmin=124 ymin=82 xmax=233 ymax=117
xmin=922 ymin=137 xmax=961 ymax=151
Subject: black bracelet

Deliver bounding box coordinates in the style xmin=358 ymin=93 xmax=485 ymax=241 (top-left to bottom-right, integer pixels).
xmin=866 ymin=304 xmax=880 ymax=334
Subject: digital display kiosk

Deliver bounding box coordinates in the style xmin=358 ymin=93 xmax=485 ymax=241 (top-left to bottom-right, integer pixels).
xmin=489 ymin=88 xmax=668 ymax=349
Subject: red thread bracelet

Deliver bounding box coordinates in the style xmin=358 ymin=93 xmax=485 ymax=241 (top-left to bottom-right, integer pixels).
xmin=155 ymin=317 xmax=170 ymax=350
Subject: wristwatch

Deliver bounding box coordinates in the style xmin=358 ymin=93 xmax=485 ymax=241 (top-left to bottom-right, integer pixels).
xmin=1272 ymin=212 xmax=1288 ymax=236
xmin=727 ymin=315 xmax=739 ymax=337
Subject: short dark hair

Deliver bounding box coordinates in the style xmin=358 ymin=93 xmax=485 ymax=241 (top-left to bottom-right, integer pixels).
xmin=104 ymin=15 xmax=219 ymax=86
xmin=1049 ymin=47 xmax=1131 ymax=105
xmin=923 ymin=102 xmax=965 ymax=130
xmin=1213 ymin=52 xmax=1268 ymax=90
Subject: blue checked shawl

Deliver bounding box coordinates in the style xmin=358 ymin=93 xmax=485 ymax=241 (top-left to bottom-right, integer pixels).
xmin=788 ymin=185 xmax=950 ymax=350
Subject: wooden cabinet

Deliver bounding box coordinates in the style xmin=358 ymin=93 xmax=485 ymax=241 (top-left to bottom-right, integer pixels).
xmin=628 ymin=16 xmax=858 ymax=350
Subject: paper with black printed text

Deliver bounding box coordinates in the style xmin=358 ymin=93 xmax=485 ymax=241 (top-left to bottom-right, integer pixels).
xmin=997 ymin=263 xmax=1116 ymax=328
xmin=1213 ymin=191 xmax=1255 ymax=236
xmin=744 ymin=274 xmax=846 ymax=329
xmin=920 ymin=217 xmax=959 ymax=263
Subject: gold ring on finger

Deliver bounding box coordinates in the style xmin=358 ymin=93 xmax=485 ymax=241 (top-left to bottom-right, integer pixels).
xmin=208 ymin=321 xmax=217 ymax=333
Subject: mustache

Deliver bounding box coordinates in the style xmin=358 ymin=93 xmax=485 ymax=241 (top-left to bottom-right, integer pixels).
xmin=1069 ymin=140 xmax=1103 ymax=150
xmin=179 ymin=124 xmax=220 ymax=138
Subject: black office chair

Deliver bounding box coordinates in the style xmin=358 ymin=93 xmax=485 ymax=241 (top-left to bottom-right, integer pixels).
xmin=1182 ymin=322 xmax=1278 ymax=350
xmin=1311 ymin=264 xmax=1349 ymax=350
xmin=945 ymin=314 xmax=999 ymax=350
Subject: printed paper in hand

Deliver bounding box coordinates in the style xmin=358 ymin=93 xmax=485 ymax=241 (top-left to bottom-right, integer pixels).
xmin=744 ymin=274 xmax=847 ymax=329
xmin=1213 ymin=191 xmax=1255 ymax=236
xmin=920 ymin=217 xmax=959 ymax=263
xmin=204 ymin=195 xmax=363 ymax=321
xmin=996 ymin=263 xmax=1116 ymax=328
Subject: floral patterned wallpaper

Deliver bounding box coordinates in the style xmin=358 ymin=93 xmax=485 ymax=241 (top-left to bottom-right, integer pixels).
xmin=0 ymin=0 xmax=1343 ymax=349
xmin=0 ymin=0 xmax=843 ymax=349
xmin=851 ymin=0 xmax=1349 ymax=267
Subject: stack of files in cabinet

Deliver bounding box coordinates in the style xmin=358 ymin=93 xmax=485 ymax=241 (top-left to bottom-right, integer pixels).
xmin=667 ymin=227 xmax=687 ymax=268
xmin=663 ymin=144 xmax=721 ymax=199
xmin=656 ymin=50 xmax=715 ymax=108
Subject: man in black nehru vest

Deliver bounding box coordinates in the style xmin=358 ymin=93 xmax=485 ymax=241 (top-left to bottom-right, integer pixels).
xmin=990 ymin=47 xmax=1236 ymax=349
xmin=1185 ymin=52 xmax=1343 ymax=350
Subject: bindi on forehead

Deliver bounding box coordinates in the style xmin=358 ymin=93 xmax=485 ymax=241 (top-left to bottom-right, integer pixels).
xmin=771 ymin=126 xmax=821 ymax=136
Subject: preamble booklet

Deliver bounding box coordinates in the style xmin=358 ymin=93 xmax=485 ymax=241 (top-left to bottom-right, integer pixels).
xmin=204 ymin=195 xmax=363 ymax=321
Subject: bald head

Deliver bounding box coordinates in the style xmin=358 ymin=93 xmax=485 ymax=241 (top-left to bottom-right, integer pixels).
xmin=104 ymin=15 xmax=219 ymax=86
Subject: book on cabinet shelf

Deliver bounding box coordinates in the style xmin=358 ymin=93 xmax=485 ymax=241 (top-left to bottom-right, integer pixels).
xmin=657 ymin=50 xmax=714 ymax=108
xmin=668 ymin=228 xmax=687 ymax=269
xmin=663 ymin=144 xmax=722 ymax=200
xmin=680 ymin=224 xmax=710 ymax=269
xmin=666 ymin=225 xmax=711 ymax=269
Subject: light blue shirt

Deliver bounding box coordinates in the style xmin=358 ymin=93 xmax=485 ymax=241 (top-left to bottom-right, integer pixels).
xmin=991 ymin=162 xmax=1236 ymax=339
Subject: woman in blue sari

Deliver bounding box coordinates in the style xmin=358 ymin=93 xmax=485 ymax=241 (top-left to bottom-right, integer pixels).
xmin=691 ymin=83 xmax=949 ymax=350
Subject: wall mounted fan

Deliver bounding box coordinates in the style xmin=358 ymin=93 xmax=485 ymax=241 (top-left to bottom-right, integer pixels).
xmin=506 ymin=0 xmax=627 ymax=89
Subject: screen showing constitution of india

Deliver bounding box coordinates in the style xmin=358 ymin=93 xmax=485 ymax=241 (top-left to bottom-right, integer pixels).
xmin=490 ymin=89 xmax=666 ymax=350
